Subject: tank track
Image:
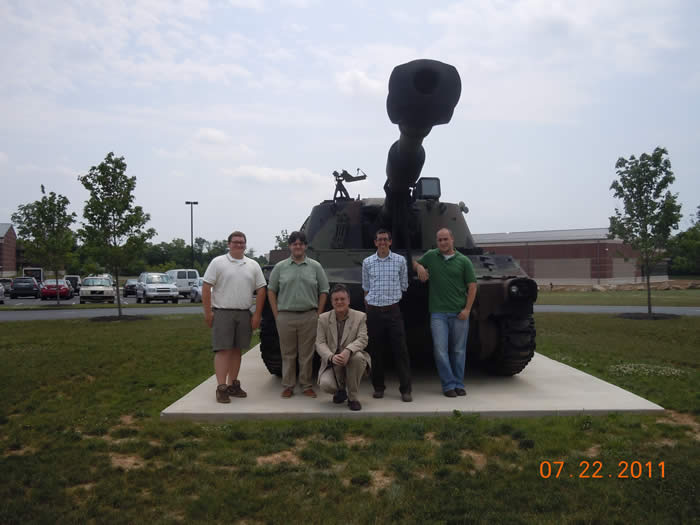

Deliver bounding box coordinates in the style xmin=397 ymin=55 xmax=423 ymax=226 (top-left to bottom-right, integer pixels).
xmin=485 ymin=314 xmax=536 ymax=376
xmin=260 ymin=307 xmax=283 ymax=377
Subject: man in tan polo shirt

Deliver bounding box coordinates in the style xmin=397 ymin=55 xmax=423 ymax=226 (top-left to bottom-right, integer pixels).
xmin=267 ymin=230 xmax=329 ymax=398
xmin=202 ymin=230 xmax=266 ymax=403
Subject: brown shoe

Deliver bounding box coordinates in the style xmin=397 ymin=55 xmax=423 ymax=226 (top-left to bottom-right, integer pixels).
xmin=302 ymin=388 xmax=317 ymax=398
xmin=227 ymin=379 xmax=247 ymax=398
xmin=348 ymin=399 xmax=362 ymax=411
xmin=216 ymin=384 xmax=230 ymax=404
xmin=281 ymin=387 xmax=294 ymax=398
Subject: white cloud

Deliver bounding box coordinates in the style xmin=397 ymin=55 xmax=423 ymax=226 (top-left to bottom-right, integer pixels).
xmin=229 ymin=0 xmax=264 ymax=10
xmin=335 ymin=70 xmax=384 ymax=96
xmin=194 ymin=128 xmax=231 ymax=144
xmin=222 ymin=165 xmax=324 ymax=184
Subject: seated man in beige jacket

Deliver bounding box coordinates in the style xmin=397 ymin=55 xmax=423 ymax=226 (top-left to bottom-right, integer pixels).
xmin=315 ymin=284 xmax=371 ymax=411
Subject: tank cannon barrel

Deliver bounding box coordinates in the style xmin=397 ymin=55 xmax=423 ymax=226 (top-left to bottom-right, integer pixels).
xmin=382 ymin=59 xmax=461 ymax=241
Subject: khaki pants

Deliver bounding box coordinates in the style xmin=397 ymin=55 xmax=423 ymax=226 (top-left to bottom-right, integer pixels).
xmin=319 ymin=353 xmax=368 ymax=402
xmin=276 ymin=310 xmax=318 ymax=389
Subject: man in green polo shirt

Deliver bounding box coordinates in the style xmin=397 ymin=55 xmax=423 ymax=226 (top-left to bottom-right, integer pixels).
xmin=413 ymin=228 xmax=477 ymax=397
xmin=268 ymin=230 xmax=329 ymax=399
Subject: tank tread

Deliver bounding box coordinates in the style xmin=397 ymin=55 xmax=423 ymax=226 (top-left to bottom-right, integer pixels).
xmin=486 ymin=315 xmax=536 ymax=376
xmin=260 ymin=315 xmax=283 ymax=377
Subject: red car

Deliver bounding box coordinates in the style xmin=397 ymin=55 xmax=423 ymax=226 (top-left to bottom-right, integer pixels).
xmin=41 ymin=279 xmax=73 ymax=300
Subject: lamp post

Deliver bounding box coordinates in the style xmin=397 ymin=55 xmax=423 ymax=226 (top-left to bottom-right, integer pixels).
xmin=185 ymin=201 xmax=198 ymax=267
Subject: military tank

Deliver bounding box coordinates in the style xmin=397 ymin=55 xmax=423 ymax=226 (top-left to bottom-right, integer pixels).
xmin=260 ymin=59 xmax=537 ymax=377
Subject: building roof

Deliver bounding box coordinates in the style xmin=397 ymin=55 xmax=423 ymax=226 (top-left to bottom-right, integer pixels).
xmin=472 ymin=228 xmax=614 ymax=244
xmin=0 ymin=223 xmax=14 ymax=237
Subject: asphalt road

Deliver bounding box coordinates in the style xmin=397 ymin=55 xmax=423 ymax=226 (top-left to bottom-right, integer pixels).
xmin=0 ymin=303 xmax=698 ymax=322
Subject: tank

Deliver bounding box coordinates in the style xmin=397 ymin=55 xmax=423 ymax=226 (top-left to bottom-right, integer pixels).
xmin=260 ymin=59 xmax=537 ymax=377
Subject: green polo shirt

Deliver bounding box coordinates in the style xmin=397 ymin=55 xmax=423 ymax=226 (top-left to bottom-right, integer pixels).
xmin=268 ymin=256 xmax=330 ymax=311
xmin=418 ymin=249 xmax=477 ymax=313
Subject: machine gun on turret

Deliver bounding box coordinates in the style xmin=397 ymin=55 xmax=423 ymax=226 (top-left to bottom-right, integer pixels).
xmin=333 ymin=168 xmax=367 ymax=201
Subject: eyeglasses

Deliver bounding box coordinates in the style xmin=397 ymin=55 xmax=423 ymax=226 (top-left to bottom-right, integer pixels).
xmin=375 ymin=237 xmax=390 ymax=242
xmin=229 ymin=241 xmax=246 ymax=245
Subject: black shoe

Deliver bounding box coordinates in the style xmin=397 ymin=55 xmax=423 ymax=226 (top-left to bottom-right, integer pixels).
xmin=373 ymin=390 xmax=384 ymax=399
xmin=401 ymin=392 xmax=413 ymax=402
xmin=455 ymin=388 xmax=467 ymax=397
xmin=333 ymin=389 xmax=348 ymax=404
xmin=216 ymin=384 xmax=230 ymax=404
xmin=444 ymin=389 xmax=457 ymax=398
xmin=348 ymin=399 xmax=362 ymax=411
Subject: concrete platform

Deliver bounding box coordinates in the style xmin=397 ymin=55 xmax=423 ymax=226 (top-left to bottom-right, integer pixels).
xmin=161 ymin=346 xmax=663 ymax=421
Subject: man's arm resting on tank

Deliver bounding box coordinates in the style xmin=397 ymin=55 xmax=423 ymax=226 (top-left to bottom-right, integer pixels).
xmin=267 ymin=289 xmax=279 ymax=319
xmin=412 ymin=260 xmax=429 ymax=282
xmin=252 ymin=286 xmax=266 ymax=329
xmin=202 ymin=283 xmax=214 ymax=327
xmin=458 ymin=282 xmax=478 ymax=320
xmin=317 ymin=292 xmax=328 ymax=315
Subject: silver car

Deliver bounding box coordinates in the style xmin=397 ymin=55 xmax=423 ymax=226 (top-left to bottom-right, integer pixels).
xmin=136 ymin=272 xmax=179 ymax=304
xmin=189 ymin=278 xmax=205 ymax=303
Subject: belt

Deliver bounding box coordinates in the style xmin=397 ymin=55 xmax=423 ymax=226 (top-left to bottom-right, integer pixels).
xmin=212 ymin=307 xmax=250 ymax=311
xmin=280 ymin=309 xmax=317 ymax=313
xmin=367 ymin=303 xmax=400 ymax=312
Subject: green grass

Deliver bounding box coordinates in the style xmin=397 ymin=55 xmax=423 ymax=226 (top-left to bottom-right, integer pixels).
xmin=0 ymin=314 xmax=698 ymax=524
xmin=536 ymin=288 xmax=700 ymax=306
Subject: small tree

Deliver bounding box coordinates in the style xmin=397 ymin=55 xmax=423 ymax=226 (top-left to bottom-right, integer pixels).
xmin=78 ymin=152 xmax=155 ymax=317
xmin=668 ymin=205 xmax=700 ymax=276
xmin=608 ymin=147 xmax=682 ymax=316
xmin=12 ymin=186 xmax=77 ymax=305
xmin=274 ymin=229 xmax=290 ymax=250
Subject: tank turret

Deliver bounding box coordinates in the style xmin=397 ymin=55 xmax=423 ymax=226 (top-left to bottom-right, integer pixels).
xmin=260 ymin=59 xmax=538 ymax=378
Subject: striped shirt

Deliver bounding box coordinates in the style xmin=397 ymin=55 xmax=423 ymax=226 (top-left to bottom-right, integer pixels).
xmin=362 ymin=250 xmax=408 ymax=307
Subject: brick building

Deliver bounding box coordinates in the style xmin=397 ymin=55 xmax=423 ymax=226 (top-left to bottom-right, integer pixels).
xmin=0 ymin=223 xmax=17 ymax=277
xmin=472 ymin=228 xmax=667 ymax=285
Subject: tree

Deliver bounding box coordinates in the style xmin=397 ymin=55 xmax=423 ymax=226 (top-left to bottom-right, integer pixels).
xmin=274 ymin=229 xmax=290 ymax=250
xmin=608 ymin=147 xmax=682 ymax=316
xmin=78 ymin=152 xmax=155 ymax=317
xmin=12 ymin=186 xmax=77 ymax=305
xmin=668 ymin=205 xmax=700 ymax=276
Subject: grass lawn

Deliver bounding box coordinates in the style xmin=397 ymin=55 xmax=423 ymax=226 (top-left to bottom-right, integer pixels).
xmin=535 ymin=288 xmax=700 ymax=307
xmin=1 ymin=313 xmax=698 ymax=524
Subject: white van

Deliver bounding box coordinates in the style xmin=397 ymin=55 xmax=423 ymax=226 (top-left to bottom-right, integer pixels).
xmin=166 ymin=269 xmax=200 ymax=298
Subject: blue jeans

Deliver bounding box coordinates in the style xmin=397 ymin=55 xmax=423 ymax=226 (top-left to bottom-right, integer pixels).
xmin=430 ymin=312 xmax=468 ymax=392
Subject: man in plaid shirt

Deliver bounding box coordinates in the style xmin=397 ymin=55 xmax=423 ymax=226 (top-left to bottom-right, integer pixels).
xmin=361 ymin=229 xmax=412 ymax=402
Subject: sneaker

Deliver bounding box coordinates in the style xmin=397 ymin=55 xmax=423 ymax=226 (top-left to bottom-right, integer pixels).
xmin=333 ymin=390 xmax=348 ymax=404
xmin=281 ymin=387 xmax=294 ymax=398
xmin=216 ymin=384 xmax=230 ymax=404
xmin=455 ymin=388 xmax=467 ymax=397
xmin=401 ymin=392 xmax=413 ymax=402
xmin=302 ymin=388 xmax=317 ymax=398
xmin=227 ymin=379 xmax=247 ymax=398
xmin=372 ymin=390 xmax=385 ymax=399
xmin=444 ymin=389 xmax=457 ymax=398
xmin=348 ymin=399 xmax=362 ymax=411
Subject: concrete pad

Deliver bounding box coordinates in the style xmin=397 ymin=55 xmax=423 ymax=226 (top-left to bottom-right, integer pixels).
xmin=160 ymin=346 xmax=663 ymax=421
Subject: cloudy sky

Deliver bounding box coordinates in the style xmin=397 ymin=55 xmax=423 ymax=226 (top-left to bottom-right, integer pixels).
xmin=1 ymin=0 xmax=698 ymax=256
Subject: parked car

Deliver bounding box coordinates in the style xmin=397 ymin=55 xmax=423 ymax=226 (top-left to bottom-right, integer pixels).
xmin=0 ymin=283 xmax=4 ymax=304
xmin=0 ymin=278 xmax=12 ymax=292
xmin=80 ymin=276 xmax=116 ymax=304
xmin=189 ymin=278 xmax=205 ymax=303
xmin=10 ymin=277 xmax=40 ymax=299
xmin=136 ymin=272 xmax=179 ymax=304
xmin=41 ymin=279 xmax=73 ymax=300
xmin=166 ymin=269 xmax=200 ymax=298
xmin=64 ymin=275 xmax=82 ymax=294
xmin=122 ymin=279 xmax=138 ymax=297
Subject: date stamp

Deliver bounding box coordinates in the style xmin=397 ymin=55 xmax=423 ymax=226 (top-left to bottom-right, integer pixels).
xmin=539 ymin=460 xmax=666 ymax=479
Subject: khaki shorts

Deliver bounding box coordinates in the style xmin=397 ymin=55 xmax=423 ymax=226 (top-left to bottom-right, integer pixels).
xmin=212 ymin=309 xmax=251 ymax=351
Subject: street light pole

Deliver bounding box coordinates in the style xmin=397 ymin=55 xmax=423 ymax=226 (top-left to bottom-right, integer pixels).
xmin=185 ymin=201 xmax=198 ymax=267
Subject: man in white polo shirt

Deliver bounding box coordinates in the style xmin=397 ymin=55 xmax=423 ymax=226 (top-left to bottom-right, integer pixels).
xmin=202 ymin=230 xmax=267 ymax=403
